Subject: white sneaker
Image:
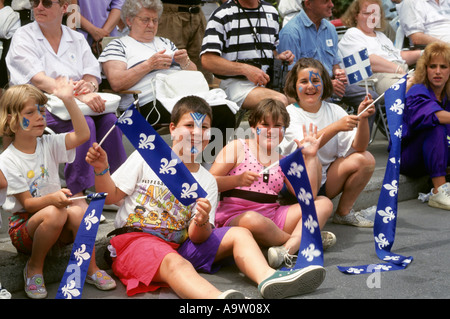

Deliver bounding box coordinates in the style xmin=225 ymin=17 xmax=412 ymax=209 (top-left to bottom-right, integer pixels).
xmin=332 ymin=209 xmax=374 ymax=227
xmin=217 ymin=289 xmax=245 ymax=299
xmin=428 ymin=183 xmax=450 ymax=210
xmin=0 ymin=283 xmax=11 ymax=299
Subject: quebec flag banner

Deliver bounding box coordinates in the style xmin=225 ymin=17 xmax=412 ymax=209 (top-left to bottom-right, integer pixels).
xmin=116 ymin=102 xmax=207 ymax=206
xmin=343 ymin=48 xmax=373 ymax=85
xmin=56 ymin=193 xmax=107 ymax=299
xmin=279 ymin=148 xmax=323 ymax=270
xmin=338 ymin=74 xmax=413 ymax=275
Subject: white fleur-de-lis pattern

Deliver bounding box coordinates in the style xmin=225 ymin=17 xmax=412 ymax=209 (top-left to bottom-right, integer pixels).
xmin=61 ymin=280 xmax=81 ymax=299
xmin=115 ymin=106 xmax=207 ymax=207
xmin=180 ymin=183 xmax=199 ymax=199
xmin=338 ymin=75 xmax=413 ymax=275
xmin=278 ymin=152 xmax=324 ymax=270
xmin=56 ymin=194 xmax=106 ymax=299
xmin=84 ymin=209 xmax=99 ymax=231
xmin=159 ymin=158 xmax=178 ymax=175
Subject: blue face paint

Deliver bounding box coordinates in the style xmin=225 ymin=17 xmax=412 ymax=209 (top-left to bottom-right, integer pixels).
xmin=256 ymin=127 xmax=261 ymax=135
xmin=190 ymin=112 xmax=206 ymax=128
xmin=21 ymin=117 xmax=30 ymax=130
xmin=309 ymin=70 xmax=323 ymax=98
xmin=191 ymin=146 xmax=199 ymax=154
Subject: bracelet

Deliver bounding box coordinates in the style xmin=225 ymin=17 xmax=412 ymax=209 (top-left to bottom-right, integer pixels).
xmin=394 ymin=65 xmax=400 ymax=74
xmin=194 ymin=220 xmax=208 ymax=227
xmin=181 ymin=57 xmax=191 ymax=69
xmin=95 ymin=165 xmax=110 ymax=176
xmin=90 ymin=81 xmax=98 ymax=92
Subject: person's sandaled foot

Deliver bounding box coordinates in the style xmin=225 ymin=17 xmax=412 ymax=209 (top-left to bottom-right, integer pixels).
xmin=23 ymin=262 xmax=47 ymax=299
xmin=85 ymin=270 xmax=116 ymax=290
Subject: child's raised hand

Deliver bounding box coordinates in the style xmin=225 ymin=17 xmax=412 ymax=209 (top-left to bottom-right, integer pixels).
xmin=193 ymin=198 xmax=211 ymax=226
xmin=238 ymin=171 xmax=260 ymax=187
xmin=85 ymin=142 xmax=109 ymax=173
xmin=53 ymin=76 xmax=75 ymax=102
xmin=296 ymin=124 xmax=322 ymax=157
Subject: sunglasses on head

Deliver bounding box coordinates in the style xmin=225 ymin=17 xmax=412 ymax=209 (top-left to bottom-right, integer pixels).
xmin=30 ymin=0 xmax=61 ymax=9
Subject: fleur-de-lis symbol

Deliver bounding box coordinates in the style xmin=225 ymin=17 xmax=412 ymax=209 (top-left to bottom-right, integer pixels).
xmin=300 ymin=243 xmax=321 ymax=262
xmin=374 ymin=233 xmax=390 ymax=250
xmin=139 ymin=133 xmax=155 ymax=150
xmin=373 ymin=264 xmax=392 ymax=271
xmin=74 ymin=244 xmax=91 ymax=266
xmin=84 ymin=209 xmax=99 ymax=231
xmin=389 ymin=98 xmax=404 ymax=115
xmin=377 ymin=206 xmax=395 ymax=224
xmin=61 ymin=280 xmax=81 ymax=299
xmin=297 ymin=187 xmax=312 ymax=205
xmin=346 ymin=267 xmax=365 ymax=274
xmin=394 ymin=126 xmax=402 ymax=139
xmin=390 ymin=78 xmax=406 ymax=91
xmin=383 ymin=179 xmax=398 ymax=197
xmin=287 ymin=162 xmax=304 ymax=178
xmin=159 ymin=158 xmax=178 ymax=175
xmin=180 ymin=183 xmax=199 ymax=199
xmin=118 ymin=110 xmax=134 ymax=125
xmin=304 ymin=214 xmax=318 ymax=234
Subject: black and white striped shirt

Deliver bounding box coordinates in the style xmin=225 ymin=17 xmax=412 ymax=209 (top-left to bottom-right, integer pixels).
xmin=200 ymin=0 xmax=280 ymax=79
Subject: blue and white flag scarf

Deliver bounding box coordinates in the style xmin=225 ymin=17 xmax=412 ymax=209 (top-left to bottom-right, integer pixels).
xmin=56 ymin=193 xmax=107 ymax=299
xmin=343 ymin=48 xmax=373 ymax=85
xmin=279 ymin=149 xmax=324 ymax=270
xmin=338 ymin=74 xmax=413 ymax=275
xmin=116 ymin=102 xmax=207 ymax=206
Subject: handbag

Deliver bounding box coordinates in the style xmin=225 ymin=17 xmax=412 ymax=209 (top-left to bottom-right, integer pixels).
xmin=45 ymin=92 xmax=121 ymax=121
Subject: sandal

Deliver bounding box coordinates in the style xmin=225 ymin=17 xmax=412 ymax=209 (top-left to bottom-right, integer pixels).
xmin=85 ymin=270 xmax=116 ymax=291
xmin=23 ymin=262 xmax=47 ymax=299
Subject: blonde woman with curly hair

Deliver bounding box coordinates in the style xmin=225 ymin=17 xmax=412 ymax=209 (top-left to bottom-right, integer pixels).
xmin=400 ymin=42 xmax=450 ymax=210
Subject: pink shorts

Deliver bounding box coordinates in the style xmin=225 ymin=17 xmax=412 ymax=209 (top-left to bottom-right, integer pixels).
xmin=110 ymin=227 xmax=230 ymax=296
xmin=215 ymin=196 xmax=289 ymax=229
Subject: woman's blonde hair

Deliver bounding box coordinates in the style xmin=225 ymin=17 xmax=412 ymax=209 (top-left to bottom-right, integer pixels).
xmin=410 ymin=42 xmax=450 ymax=96
xmin=341 ymin=0 xmax=386 ymax=31
xmin=0 ymin=84 xmax=48 ymax=138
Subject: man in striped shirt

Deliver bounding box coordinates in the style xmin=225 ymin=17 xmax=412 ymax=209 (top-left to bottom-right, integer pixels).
xmin=200 ymin=0 xmax=294 ymax=110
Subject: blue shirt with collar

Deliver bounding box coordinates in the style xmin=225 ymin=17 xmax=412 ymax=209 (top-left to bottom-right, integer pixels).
xmin=277 ymin=10 xmax=340 ymax=76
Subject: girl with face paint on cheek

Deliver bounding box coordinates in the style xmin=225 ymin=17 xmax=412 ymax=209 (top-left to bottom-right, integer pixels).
xmin=210 ymin=98 xmax=335 ymax=269
xmin=280 ymin=57 xmax=376 ymax=228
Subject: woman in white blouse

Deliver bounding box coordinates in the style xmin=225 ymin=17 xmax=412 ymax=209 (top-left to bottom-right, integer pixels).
xmin=6 ymin=0 xmax=127 ymax=212
xmin=338 ymin=0 xmax=421 ymax=95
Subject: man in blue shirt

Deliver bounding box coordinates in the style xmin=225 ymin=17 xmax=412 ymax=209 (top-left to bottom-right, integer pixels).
xmin=278 ymin=0 xmax=379 ymax=114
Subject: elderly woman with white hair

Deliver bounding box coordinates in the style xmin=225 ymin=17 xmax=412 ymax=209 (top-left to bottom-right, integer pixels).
xmin=99 ymin=0 xmax=237 ymax=135
xmin=6 ymin=0 xmax=127 ymax=214
xmin=99 ymin=0 xmax=196 ymax=123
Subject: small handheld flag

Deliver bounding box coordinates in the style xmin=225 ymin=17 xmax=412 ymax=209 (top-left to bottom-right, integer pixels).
xmin=55 ymin=193 xmax=107 ymax=299
xmin=343 ymin=48 xmax=373 ymax=85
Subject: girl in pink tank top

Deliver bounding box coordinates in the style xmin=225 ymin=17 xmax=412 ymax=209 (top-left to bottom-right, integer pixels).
xmin=210 ymin=99 xmax=334 ymax=269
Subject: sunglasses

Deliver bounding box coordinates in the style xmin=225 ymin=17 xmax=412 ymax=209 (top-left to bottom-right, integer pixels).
xmin=30 ymin=0 xmax=61 ymax=9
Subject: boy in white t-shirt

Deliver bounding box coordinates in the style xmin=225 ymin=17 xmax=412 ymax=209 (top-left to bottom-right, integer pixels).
xmin=86 ymin=95 xmax=326 ymax=299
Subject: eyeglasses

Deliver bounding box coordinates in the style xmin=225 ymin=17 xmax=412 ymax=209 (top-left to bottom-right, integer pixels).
xmin=135 ymin=16 xmax=159 ymax=26
xmin=30 ymin=0 xmax=60 ymax=9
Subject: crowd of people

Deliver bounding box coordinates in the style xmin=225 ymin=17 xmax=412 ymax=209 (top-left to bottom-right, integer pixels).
xmin=0 ymin=0 xmax=449 ymax=300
